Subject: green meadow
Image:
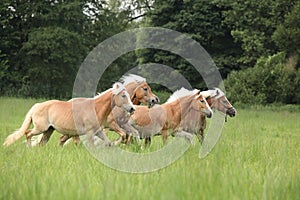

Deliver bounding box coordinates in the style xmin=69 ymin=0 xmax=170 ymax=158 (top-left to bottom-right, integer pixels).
xmin=0 ymin=97 xmax=299 ymax=200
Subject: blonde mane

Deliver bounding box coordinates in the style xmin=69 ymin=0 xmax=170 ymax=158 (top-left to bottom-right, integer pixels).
xmin=209 ymin=88 xmax=225 ymax=98
xmin=121 ymin=74 xmax=146 ymax=85
xmin=166 ymin=88 xmax=195 ymax=103
xmin=199 ymin=88 xmax=225 ymax=99
xmin=94 ymin=82 xmax=125 ymax=99
xmin=94 ymin=89 xmax=112 ymax=99
xmin=199 ymin=91 xmax=211 ymax=98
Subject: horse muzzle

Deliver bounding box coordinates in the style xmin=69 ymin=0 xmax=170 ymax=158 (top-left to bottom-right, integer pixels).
xmin=206 ymin=112 xmax=212 ymax=118
xmin=148 ymin=96 xmax=160 ymax=107
xmin=226 ymin=107 xmax=236 ymax=117
xmin=129 ymin=107 xmax=135 ymax=114
xmin=203 ymin=108 xmax=213 ymax=118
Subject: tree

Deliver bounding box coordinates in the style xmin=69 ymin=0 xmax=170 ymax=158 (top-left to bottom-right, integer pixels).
xmin=137 ymin=0 xmax=242 ymax=90
xmin=0 ymin=0 xmax=132 ymax=97
xmin=20 ymin=27 xmax=87 ymax=98
xmin=0 ymin=0 xmax=92 ymax=97
xmin=225 ymin=52 xmax=296 ymax=104
xmin=272 ymin=1 xmax=300 ymax=57
xmin=217 ymin=0 xmax=296 ymax=67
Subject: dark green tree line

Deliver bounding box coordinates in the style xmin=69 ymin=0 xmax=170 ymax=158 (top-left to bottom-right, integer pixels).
xmin=138 ymin=0 xmax=300 ymax=104
xmin=0 ymin=0 xmax=134 ymax=98
xmin=0 ymin=0 xmax=299 ymax=104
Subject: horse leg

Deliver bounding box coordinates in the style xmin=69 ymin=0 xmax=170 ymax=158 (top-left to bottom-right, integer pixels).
xmin=126 ymin=134 xmax=133 ymax=144
xmin=161 ymin=130 xmax=169 ymax=144
xmin=122 ymin=123 xmax=141 ymax=145
xmin=72 ymin=136 xmax=80 ymax=145
xmin=200 ymin=130 xmax=204 ymax=144
xmin=175 ymin=131 xmax=194 ymax=144
xmin=195 ymin=130 xmax=204 ymax=144
xmin=60 ymin=135 xmax=79 ymax=146
xmin=25 ymin=130 xmax=32 ymax=147
xmin=38 ymin=127 xmax=54 ymax=146
xmin=145 ymin=136 xmax=151 ymax=147
xmin=25 ymin=128 xmax=44 ymax=147
xmin=197 ymin=119 xmax=206 ymax=144
xmin=59 ymin=135 xmax=71 ymax=146
xmin=94 ymin=128 xmax=111 ymax=146
xmin=109 ymin=120 xmax=127 ymax=143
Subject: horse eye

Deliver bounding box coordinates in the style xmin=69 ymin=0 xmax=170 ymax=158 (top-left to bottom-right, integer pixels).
xmin=200 ymin=99 xmax=205 ymax=103
xmin=122 ymin=94 xmax=126 ymax=98
xmin=143 ymin=88 xmax=148 ymax=91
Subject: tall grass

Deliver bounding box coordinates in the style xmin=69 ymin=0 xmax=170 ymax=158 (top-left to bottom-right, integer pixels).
xmin=0 ymin=97 xmax=299 ymax=200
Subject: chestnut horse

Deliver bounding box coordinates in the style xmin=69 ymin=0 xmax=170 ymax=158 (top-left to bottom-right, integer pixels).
xmin=3 ymin=83 xmax=134 ymax=147
xmin=33 ymin=74 xmax=159 ymax=146
xmin=146 ymin=88 xmax=236 ymax=144
xmin=129 ymin=88 xmax=213 ymax=144
xmin=195 ymin=88 xmax=236 ymax=143
xmin=105 ymin=74 xmax=159 ymax=143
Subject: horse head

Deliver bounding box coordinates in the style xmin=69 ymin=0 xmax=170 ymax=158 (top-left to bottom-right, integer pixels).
xmin=170 ymin=88 xmax=213 ymax=119
xmin=121 ymin=74 xmax=159 ymax=107
xmin=192 ymin=94 xmax=213 ymax=118
xmin=201 ymin=88 xmax=236 ymax=117
xmin=111 ymin=82 xmax=135 ymax=114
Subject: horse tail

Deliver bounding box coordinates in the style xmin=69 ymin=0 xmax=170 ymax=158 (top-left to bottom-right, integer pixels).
xmin=3 ymin=104 xmax=36 ymax=147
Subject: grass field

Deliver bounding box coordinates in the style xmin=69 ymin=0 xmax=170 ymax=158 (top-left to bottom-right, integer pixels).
xmin=0 ymin=97 xmax=299 ymax=200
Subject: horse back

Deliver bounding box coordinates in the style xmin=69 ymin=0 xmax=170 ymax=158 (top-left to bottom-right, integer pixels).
xmin=131 ymin=105 xmax=152 ymax=126
xmin=31 ymin=100 xmax=77 ymax=134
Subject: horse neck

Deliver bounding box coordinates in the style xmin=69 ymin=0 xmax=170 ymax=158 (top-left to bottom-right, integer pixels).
xmin=206 ymin=97 xmax=213 ymax=108
xmin=180 ymin=107 xmax=201 ymax=132
xmin=179 ymin=96 xmax=196 ymax=118
xmin=163 ymin=96 xmax=193 ymax=124
xmin=94 ymin=90 xmax=113 ymax=122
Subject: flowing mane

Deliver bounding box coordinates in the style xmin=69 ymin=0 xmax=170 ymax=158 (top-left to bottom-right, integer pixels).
xmin=166 ymin=88 xmax=195 ymax=103
xmin=94 ymin=89 xmax=112 ymax=99
xmin=121 ymin=74 xmax=146 ymax=85
xmin=94 ymin=82 xmax=125 ymax=99
xmin=209 ymin=88 xmax=225 ymax=98
xmin=199 ymin=91 xmax=211 ymax=98
xmin=200 ymin=88 xmax=225 ymax=99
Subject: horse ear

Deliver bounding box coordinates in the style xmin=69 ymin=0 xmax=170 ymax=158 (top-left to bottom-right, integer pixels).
xmin=113 ymin=83 xmax=121 ymax=91
xmin=193 ymin=89 xmax=200 ymax=95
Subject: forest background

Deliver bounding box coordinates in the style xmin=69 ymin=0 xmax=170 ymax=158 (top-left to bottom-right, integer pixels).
xmin=1 ymin=0 xmax=299 ymax=105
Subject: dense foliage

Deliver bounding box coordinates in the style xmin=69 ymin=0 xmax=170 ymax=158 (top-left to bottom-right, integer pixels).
xmin=225 ymin=52 xmax=300 ymax=104
xmin=0 ymin=0 xmax=299 ymax=103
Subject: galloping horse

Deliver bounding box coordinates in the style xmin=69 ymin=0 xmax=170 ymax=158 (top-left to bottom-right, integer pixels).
xmin=105 ymin=74 xmax=159 ymax=143
xmin=3 ymin=83 xmax=134 ymax=147
xmin=33 ymin=74 xmax=159 ymax=146
xmin=196 ymin=88 xmax=236 ymax=143
xmin=130 ymin=88 xmax=213 ymax=144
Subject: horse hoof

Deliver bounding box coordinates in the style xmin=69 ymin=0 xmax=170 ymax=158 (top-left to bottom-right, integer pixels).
xmin=104 ymin=142 xmax=111 ymax=147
